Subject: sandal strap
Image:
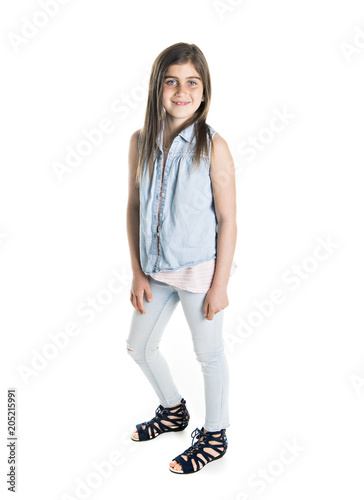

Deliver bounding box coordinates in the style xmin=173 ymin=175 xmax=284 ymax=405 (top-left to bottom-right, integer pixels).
xmin=136 ymin=398 xmax=189 ymax=440
xmin=172 ymin=427 xmax=228 ymax=473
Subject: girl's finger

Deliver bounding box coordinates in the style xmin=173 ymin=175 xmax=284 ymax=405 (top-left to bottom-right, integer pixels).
xmin=137 ymin=294 xmax=146 ymax=314
xmin=132 ymin=294 xmax=140 ymax=314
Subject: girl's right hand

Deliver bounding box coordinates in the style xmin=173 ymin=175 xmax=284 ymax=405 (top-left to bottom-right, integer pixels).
xmin=130 ymin=272 xmax=152 ymax=314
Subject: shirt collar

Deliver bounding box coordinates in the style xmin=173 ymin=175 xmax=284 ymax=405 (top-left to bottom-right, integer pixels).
xmin=157 ymin=121 xmax=196 ymax=152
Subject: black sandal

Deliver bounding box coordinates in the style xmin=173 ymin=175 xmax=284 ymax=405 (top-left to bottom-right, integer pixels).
xmin=169 ymin=427 xmax=228 ymax=474
xmin=131 ymin=398 xmax=190 ymax=441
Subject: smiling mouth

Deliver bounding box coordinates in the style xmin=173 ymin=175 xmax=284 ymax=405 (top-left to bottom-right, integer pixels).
xmin=172 ymin=101 xmax=191 ymax=106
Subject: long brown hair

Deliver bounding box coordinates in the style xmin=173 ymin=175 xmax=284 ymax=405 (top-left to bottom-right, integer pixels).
xmin=135 ymin=42 xmax=214 ymax=187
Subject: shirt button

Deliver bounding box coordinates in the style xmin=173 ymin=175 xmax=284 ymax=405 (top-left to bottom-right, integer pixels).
xmin=162 ymin=192 xmax=165 ymax=197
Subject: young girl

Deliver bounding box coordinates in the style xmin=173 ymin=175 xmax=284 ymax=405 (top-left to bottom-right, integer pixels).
xmin=126 ymin=42 xmax=237 ymax=474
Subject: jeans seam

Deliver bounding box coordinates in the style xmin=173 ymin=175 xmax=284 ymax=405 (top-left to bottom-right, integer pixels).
xmin=142 ymin=289 xmax=178 ymax=402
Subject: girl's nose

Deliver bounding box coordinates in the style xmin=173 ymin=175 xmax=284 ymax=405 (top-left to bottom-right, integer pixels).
xmin=175 ymin=85 xmax=189 ymax=95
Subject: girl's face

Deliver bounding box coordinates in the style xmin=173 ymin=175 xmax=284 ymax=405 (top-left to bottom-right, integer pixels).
xmin=162 ymin=62 xmax=204 ymax=122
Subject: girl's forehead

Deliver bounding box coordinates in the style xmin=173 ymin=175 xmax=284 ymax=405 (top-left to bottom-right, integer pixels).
xmin=166 ymin=62 xmax=201 ymax=77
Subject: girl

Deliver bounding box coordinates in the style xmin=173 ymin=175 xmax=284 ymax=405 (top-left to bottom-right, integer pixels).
xmin=126 ymin=42 xmax=237 ymax=474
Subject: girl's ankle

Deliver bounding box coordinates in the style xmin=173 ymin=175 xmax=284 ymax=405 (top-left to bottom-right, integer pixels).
xmin=164 ymin=401 xmax=182 ymax=409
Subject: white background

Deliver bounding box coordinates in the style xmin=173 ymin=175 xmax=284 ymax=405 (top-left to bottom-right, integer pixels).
xmin=1 ymin=0 xmax=364 ymax=499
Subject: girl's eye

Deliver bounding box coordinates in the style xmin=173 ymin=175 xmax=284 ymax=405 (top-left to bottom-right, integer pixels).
xmin=165 ymin=80 xmax=198 ymax=86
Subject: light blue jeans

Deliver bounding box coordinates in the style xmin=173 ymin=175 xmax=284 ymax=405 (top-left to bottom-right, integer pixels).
xmin=126 ymin=276 xmax=230 ymax=432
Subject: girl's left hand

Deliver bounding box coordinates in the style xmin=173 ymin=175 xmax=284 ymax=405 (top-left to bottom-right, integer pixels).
xmin=203 ymin=285 xmax=229 ymax=321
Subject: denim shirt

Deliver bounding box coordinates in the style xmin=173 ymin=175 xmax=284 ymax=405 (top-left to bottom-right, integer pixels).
xmin=138 ymin=121 xmax=218 ymax=274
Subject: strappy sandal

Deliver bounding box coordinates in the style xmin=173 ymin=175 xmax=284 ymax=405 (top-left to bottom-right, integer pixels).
xmin=169 ymin=427 xmax=228 ymax=474
xmin=131 ymin=398 xmax=190 ymax=441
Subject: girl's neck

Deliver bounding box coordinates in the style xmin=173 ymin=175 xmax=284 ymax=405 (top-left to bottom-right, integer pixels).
xmin=163 ymin=115 xmax=190 ymax=149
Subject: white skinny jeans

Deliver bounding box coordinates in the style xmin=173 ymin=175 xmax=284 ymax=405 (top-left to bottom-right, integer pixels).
xmin=126 ymin=275 xmax=230 ymax=431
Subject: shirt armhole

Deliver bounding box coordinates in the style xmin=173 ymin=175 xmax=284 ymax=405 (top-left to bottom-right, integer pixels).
xmin=209 ymin=129 xmax=217 ymax=172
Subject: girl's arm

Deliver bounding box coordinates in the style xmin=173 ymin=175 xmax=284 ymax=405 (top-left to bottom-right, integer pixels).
xmin=127 ymin=129 xmax=143 ymax=275
xmin=127 ymin=129 xmax=152 ymax=314
xmin=204 ymin=133 xmax=237 ymax=319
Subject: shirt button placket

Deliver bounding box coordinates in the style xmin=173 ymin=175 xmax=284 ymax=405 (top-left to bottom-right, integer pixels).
xmin=155 ymin=144 xmax=171 ymax=272
xmin=154 ymin=152 xmax=164 ymax=272
xmin=153 ymin=161 xmax=162 ymax=268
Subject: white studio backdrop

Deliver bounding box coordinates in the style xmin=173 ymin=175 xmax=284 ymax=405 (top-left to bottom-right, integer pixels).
xmin=1 ymin=0 xmax=364 ymax=499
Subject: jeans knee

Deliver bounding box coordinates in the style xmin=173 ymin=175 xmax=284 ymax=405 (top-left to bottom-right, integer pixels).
xmin=126 ymin=342 xmax=138 ymax=360
xmin=126 ymin=341 xmax=158 ymax=363
xmin=197 ymin=355 xmax=217 ymax=369
xmin=195 ymin=346 xmax=224 ymax=369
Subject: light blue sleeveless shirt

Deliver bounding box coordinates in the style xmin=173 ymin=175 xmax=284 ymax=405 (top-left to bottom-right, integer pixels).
xmin=138 ymin=121 xmax=218 ymax=274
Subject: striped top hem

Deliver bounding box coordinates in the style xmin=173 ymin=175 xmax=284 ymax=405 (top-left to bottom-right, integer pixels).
xmin=147 ymin=257 xmax=237 ymax=293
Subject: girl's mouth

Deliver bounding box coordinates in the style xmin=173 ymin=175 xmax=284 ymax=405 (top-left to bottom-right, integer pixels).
xmin=172 ymin=101 xmax=190 ymax=106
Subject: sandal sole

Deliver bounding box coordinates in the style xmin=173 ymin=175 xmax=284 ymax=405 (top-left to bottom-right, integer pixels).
xmin=168 ymin=451 xmax=226 ymax=474
xmin=130 ymin=425 xmax=189 ymax=442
